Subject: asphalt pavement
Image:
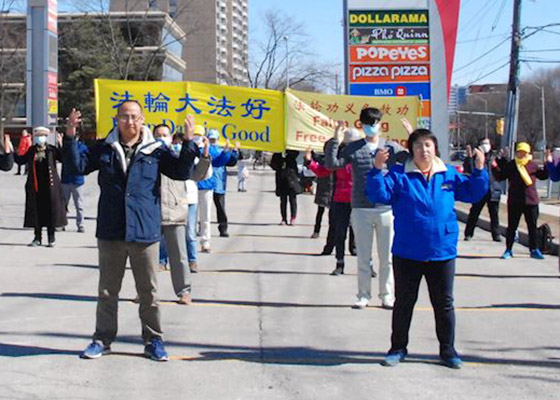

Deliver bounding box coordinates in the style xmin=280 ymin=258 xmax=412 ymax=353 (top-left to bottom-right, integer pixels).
xmin=0 ymin=168 xmax=559 ymax=400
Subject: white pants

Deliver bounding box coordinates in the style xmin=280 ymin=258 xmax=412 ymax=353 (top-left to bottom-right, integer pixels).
xmin=198 ymin=189 xmax=213 ymax=249
xmin=351 ymin=207 xmax=394 ymax=303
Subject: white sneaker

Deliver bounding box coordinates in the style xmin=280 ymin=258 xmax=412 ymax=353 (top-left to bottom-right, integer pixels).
xmin=353 ymin=297 xmax=369 ymax=309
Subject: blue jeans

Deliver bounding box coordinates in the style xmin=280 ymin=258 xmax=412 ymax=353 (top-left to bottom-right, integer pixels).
xmin=390 ymin=256 xmax=457 ymax=359
xmin=159 ymin=236 xmax=168 ymax=265
xmin=186 ymin=203 xmax=197 ymax=262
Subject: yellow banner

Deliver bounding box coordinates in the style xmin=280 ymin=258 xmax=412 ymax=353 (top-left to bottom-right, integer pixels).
xmin=285 ymin=89 xmax=421 ymax=151
xmin=94 ymin=79 xmax=285 ymax=152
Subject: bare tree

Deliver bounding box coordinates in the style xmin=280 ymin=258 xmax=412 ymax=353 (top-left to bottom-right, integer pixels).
xmin=248 ymin=10 xmax=338 ymax=92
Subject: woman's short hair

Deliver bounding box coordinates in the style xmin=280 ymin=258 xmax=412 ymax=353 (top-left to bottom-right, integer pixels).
xmin=407 ymin=128 xmax=439 ymax=156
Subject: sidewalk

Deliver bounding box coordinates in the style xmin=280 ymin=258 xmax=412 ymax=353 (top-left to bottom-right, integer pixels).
xmin=455 ymin=195 xmax=559 ymax=255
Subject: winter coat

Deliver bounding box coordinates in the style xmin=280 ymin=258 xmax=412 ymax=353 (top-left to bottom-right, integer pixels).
xmin=366 ymin=157 xmax=488 ymax=261
xmin=309 ymin=160 xmax=352 ymax=203
xmin=213 ymin=148 xmax=239 ymax=195
xmin=15 ymin=144 xmax=67 ymax=228
xmin=492 ymin=158 xmax=548 ymax=206
xmin=463 ymin=151 xmax=503 ymax=201
xmin=546 ymin=161 xmax=560 ymax=182
xmin=63 ymin=126 xmax=197 ymax=243
xmin=0 ymin=151 xmax=13 ymax=171
xmin=270 ymin=151 xmax=302 ymax=196
xmin=325 ymin=137 xmax=407 ymax=209
xmin=17 ymin=135 xmax=32 ymax=157
xmin=197 ymin=145 xmax=236 ymax=191
xmin=61 ymin=141 xmax=87 ymax=186
xmin=161 ymin=155 xmax=211 ymax=226
xmin=314 ymin=175 xmax=333 ymax=207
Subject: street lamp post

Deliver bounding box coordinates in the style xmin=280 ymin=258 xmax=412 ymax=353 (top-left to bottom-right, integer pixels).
xmin=283 ymin=36 xmax=289 ymax=89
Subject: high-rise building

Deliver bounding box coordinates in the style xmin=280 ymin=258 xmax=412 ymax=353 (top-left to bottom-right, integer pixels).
xmin=111 ymin=0 xmax=249 ymax=86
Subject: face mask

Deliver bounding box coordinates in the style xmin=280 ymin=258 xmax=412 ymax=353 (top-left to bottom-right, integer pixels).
xmin=34 ymin=136 xmax=47 ymax=146
xmin=158 ymin=136 xmax=172 ymax=147
xmin=172 ymin=143 xmax=182 ymax=154
xmin=480 ymin=143 xmax=491 ymax=154
xmin=363 ymin=123 xmax=380 ymax=137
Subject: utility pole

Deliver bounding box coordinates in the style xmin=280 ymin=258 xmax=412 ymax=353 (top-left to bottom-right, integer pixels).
xmin=502 ymin=0 xmax=522 ymax=155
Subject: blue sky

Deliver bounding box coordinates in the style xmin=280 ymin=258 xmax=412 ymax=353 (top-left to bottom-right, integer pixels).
xmin=43 ymin=0 xmax=560 ymax=87
xmin=249 ymin=0 xmax=560 ymax=87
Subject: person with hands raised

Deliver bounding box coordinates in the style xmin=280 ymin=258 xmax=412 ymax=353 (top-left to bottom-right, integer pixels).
xmin=64 ymin=102 xmax=198 ymax=362
xmin=0 ymin=133 xmax=14 ymax=171
xmin=367 ymin=128 xmax=488 ymax=369
xmin=325 ymin=108 xmax=406 ymax=310
xmin=493 ymin=142 xmax=549 ymax=260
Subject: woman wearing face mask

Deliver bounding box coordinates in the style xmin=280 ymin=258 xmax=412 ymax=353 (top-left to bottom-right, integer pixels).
xmin=367 ymin=129 xmax=488 ymax=369
xmin=270 ymin=150 xmax=302 ymax=225
xmin=463 ymin=138 xmax=504 ymax=242
xmin=154 ymin=123 xmax=210 ymax=304
xmin=14 ymin=126 xmax=67 ymax=247
xmin=492 ymin=142 xmax=548 ymax=260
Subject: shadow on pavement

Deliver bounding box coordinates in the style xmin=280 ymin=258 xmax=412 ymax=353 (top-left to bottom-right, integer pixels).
xmin=2 ymin=331 xmax=560 ymax=369
xmin=457 ymin=273 xmax=559 ymax=279
xmin=192 ymin=298 xmax=351 ymax=309
xmin=215 ymin=250 xmax=323 ymax=256
xmin=460 ymin=303 xmax=560 ymax=310
xmin=233 ymin=233 xmax=317 ymax=240
xmin=0 ymin=292 xmax=132 ymax=303
xmin=0 ymin=343 xmax=79 ymax=357
xmin=204 ymin=268 xmax=332 ymax=276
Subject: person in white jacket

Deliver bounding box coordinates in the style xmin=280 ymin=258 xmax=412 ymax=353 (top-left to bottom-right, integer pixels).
xmin=154 ymin=123 xmax=210 ymax=305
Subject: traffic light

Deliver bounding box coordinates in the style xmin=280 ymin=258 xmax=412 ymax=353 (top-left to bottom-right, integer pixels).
xmin=496 ymin=118 xmax=505 ymax=135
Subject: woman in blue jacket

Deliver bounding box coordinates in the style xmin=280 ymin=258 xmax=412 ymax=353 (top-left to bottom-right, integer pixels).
xmin=366 ymin=129 xmax=488 ymax=369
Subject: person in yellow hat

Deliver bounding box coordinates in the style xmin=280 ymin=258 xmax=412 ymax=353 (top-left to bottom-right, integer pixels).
xmin=492 ymin=142 xmax=548 ymax=259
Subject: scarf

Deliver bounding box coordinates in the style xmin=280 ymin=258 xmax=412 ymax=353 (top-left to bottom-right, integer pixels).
xmin=514 ymin=155 xmax=533 ymax=186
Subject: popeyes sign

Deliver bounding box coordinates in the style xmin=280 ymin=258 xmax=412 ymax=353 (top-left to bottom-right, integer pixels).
xmin=350 ymin=45 xmax=430 ymax=63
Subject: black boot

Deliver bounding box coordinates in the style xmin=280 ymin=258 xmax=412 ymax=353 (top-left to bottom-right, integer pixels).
xmin=330 ymin=261 xmax=344 ymax=276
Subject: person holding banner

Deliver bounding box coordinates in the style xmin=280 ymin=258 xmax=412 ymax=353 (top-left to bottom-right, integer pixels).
xmin=325 ymin=108 xmax=406 ymax=310
xmin=197 ymin=128 xmax=238 ymax=252
xmin=270 ymin=150 xmax=302 ymax=225
xmin=154 ymin=124 xmax=210 ymax=304
xmin=366 ymin=129 xmax=488 ymax=369
xmin=14 ymin=127 xmax=67 ymax=247
xmin=63 ymin=102 xmax=198 ymax=361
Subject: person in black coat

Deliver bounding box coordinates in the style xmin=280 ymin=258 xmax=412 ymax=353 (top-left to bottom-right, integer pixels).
xmin=270 ymin=150 xmax=301 ymax=225
xmin=463 ymin=138 xmax=504 ymax=241
xmin=14 ymin=127 xmax=67 ymax=247
xmin=0 ymin=135 xmax=14 ymax=171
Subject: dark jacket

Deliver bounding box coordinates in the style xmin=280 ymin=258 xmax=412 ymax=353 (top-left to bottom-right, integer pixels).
xmin=492 ymin=158 xmax=548 ymax=206
xmin=63 ymin=127 xmax=197 ymax=243
xmin=15 ymin=145 xmax=67 ymax=228
xmin=61 ymin=141 xmax=87 ymax=186
xmin=0 ymin=151 xmax=13 ymax=171
xmin=270 ymin=151 xmax=302 ymax=196
xmin=325 ymin=137 xmax=407 ymax=208
xmin=463 ymin=151 xmax=503 ymax=201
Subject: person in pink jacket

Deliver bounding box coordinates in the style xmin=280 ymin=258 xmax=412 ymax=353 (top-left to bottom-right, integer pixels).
xmin=305 ymin=128 xmax=361 ymax=275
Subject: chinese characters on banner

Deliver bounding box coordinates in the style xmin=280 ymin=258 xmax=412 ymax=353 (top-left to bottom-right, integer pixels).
xmin=347 ymin=8 xmax=432 ymax=128
xmin=285 ymin=89 xmax=420 ymax=152
xmin=95 ymin=80 xmax=420 ymax=152
xmin=95 ymin=79 xmax=285 ymax=152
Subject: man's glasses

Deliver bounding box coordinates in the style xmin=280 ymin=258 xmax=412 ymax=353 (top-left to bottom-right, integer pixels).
xmin=117 ymin=114 xmax=143 ymax=122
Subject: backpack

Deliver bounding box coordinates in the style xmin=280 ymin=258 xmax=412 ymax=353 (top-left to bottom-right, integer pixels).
xmin=536 ymin=223 xmax=554 ymax=254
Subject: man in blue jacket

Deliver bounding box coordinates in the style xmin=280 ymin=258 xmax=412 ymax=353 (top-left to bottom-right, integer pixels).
xmin=63 ymin=102 xmax=197 ymax=362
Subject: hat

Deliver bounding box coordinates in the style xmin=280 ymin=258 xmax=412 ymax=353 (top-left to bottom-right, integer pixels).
xmin=33 ymin=126 xmax=50 ymax=136
xmin=206 ymin=129 xmax=219 ymax=140
xmin=516 ymin=142 xmax=531 ymax=153
xmin=343 ymin=128 xmax=361 ymax=143
xmin=193 ymin=125 xmax=205 ymax=136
